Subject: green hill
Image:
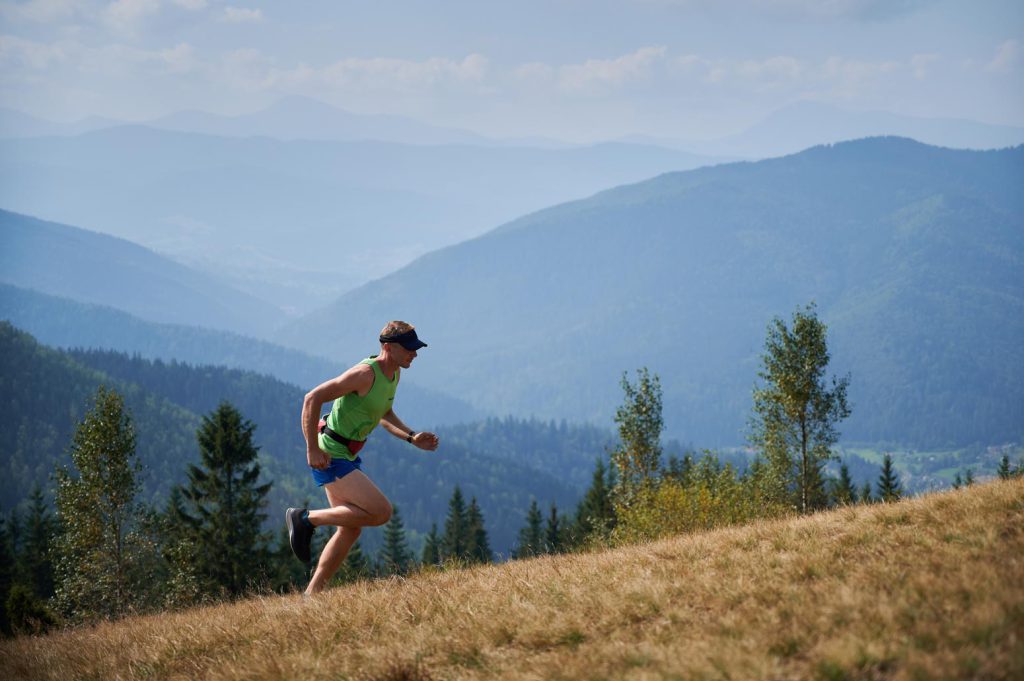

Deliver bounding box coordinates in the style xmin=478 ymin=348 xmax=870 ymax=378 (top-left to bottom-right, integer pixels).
xmin=279 ymin=137 xmax=1024 ymax=448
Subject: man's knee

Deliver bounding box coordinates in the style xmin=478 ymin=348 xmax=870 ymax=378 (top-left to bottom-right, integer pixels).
xmin=370 ymin=501 xmax=393 ymax=526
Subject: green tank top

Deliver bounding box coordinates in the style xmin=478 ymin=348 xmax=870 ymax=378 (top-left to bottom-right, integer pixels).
xmin=319 ymin=357 xmax=399 ymax=460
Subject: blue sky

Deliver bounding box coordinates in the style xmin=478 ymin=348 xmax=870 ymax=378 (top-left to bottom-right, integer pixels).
xmin=1 ymin=0 xmax=1021 ymax=142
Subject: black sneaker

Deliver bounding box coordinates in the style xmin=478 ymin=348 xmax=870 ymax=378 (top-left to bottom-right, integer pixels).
xmin=285 ymin=507 xmax=314 ymax=563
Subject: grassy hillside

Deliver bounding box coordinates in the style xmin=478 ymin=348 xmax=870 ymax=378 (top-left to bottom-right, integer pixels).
xmin=3 ymin=479 xmax=1020 ymax=680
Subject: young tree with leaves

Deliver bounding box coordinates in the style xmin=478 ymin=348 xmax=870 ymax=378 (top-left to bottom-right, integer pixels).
xmin=610 ymin=368 xmax=664 ymax=510
xmin=171 ymin=402 xmax=272 ymax=599
xmin=749 ymin=304 xmax=851 ymax=514
xmin=53 ymin=386 xmax=157 ymax=621
xmin=876 ymin=454 xmax=903 ymax=502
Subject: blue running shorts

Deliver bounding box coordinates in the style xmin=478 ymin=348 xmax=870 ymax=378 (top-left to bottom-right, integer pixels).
xmin=310 ymin=456 xmax=363 ymax=486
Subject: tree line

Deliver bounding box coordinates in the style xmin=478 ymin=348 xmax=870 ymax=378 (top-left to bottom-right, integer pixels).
xmin=0 ymin=388 xmax=498 ymax=635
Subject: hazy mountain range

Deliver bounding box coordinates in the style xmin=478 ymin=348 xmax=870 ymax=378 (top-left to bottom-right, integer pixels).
xmin=1 ymin=134 xmax=1021 ymax=450
xmin=275 ymin=137 xmax=1024 ymax=448
xmin=0 ymin=125 xmax=719 ymax=312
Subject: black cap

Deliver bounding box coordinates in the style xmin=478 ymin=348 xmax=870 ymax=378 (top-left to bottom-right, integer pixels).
xmin=379 ymin=328 xmax=428 ymax=351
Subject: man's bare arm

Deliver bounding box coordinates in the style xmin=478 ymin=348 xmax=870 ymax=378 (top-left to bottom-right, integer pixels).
xmin=302 ymin=363 xmax=375 ymax=468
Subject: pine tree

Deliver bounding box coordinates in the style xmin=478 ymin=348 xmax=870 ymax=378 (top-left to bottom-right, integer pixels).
xmin=378 ymin=505 xmax=413 ymax=576
xmin=571 ymin=459 xmax=616 ymax=545
xmin=514 ymin=500 xmax=544 ymax=559
xmin=952 ymin=472 xmax=963 ymax=490
xmin=0 ymin=515 xmax=13 ymax=636
xmin=465 ymin=497 xmax=492 ymax=564
xmin=876 ymin=454 xmax=903 ymax=502
xmin=440 ymin=486 xmax=468 ymax=561
xmin=859 ymin=480 xmax=874 ymax=504
xmin=610 ymin=368 xmax=664 ymax=509
xmin=545 ymin=503 xmax=563 ymax=554
xmin=749 ymin=304 xmax=851 ymax=513
xmin=173 ymin=402 xmax=272 ymax=598
xmin=964 ymin=469 xmax=975 ymax=486
xmin=21 ymin=485 xmax=55 ymax=600
xmin=830 ymin=462 xmax=858 ymax=506
xmin=53 ymin=386 xmax=157 ymax=621
xmin=997 ymin=455 xmax=1012 ymax=480
xmin=421 ymin=523 xmax=441 ymax=567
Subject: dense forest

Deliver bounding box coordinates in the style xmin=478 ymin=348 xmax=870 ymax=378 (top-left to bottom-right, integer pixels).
xmin=0 ymin=322 xmax=605 ymax=556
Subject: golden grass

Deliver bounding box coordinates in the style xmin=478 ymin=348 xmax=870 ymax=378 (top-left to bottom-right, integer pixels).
xmin=3 ymin=479 xmax=1022 ymax=681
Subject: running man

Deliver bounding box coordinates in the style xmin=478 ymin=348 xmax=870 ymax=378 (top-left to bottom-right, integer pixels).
xmin=286 ymin=320 xmax=439 ymax=594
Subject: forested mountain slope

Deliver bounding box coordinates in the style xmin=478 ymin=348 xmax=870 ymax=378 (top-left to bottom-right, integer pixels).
xmin=0 ymin=283 xmax=482 ymax=427
xmin=281 ymin=137 xmax=1024 ymax=448
xmin=0 ymin=324 xmax=598 ymax=554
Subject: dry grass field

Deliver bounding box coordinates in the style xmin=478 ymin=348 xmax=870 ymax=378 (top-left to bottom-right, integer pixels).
xmin=2 ymin=478 xmax=1022 ymax=681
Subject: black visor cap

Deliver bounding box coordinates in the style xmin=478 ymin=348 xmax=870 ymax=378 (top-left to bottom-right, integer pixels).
xmin=380 ymin=329 xmax=428 ymax=351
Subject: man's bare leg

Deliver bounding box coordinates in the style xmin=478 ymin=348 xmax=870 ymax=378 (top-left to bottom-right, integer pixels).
xmin=305 ymin=470 xmax=392 ymax=595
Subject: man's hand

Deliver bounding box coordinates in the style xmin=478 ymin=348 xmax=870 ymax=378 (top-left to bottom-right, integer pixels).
xmin=411 ymin=431 xmax=440 ymax=451
xmin=307 ymin=447 xmax=331 ymax=470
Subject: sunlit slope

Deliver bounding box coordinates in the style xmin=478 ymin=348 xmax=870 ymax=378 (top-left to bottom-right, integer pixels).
xmin=280 ymin=137 xmax=1024 ymax=448
xmin=4 ymin=479 xmax=1021 ymax=680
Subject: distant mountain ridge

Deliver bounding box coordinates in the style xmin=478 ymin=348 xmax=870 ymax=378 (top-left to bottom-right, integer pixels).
xmin=278 ymin=137 xmax=1024 ymax=448
xmin=0 ymin=210 xmax=285 ymax=337
xmin=0 ymin=126 xmax=721 ymax=310
xmin=0 ymin=283 xmax=483 ymax=428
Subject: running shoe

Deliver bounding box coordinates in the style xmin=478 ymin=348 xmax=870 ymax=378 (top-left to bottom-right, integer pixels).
xmin=285 ymin=507 xmax=314 ymax=563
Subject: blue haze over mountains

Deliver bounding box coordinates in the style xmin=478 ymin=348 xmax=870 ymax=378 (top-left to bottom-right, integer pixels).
xmin=1 ymin=95 xmax=1022 ymax=451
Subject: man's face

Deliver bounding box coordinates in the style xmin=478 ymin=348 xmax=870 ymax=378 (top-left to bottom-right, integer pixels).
xmin=395 ymin=344 xmax=418 ymax=368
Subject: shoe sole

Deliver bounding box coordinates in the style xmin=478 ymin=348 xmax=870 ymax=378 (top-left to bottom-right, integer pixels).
xmin=285 ymin=508 xmax=310 ymax=563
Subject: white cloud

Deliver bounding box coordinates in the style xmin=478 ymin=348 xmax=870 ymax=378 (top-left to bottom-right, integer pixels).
xmin=105 ymin=0 xmax=160 ymax=33
xmin=172 ymin=0 xmax=206 ymax=9
xmin=0 ymin=34 xmax=67 ymax=70
xmin=910 ymin=53 xmax=939 ymax=79
xmin=316 ymin=53 xmax=488 ymax=90
xmin=222 ymin=6 xmax=262 ymax=23
xmin=160 ymin=41 xmax=196 ymax=73
xmin=553 ymin=46 xmax=667 ymax=93
xmin=0 ymin=0 xmax=86 ymax=24
xmin=985 ymin=39 xmax=1019 ymax=73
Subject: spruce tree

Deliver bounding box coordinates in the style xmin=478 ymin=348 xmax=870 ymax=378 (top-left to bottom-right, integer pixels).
xmin=514 ymin=499 xmax=544 ymax=559
xmin=964 ymin=469 xmax=975 ymax=486
xmin=859 ymin=480 xmax=874 ymax=504
xmin=571 ymin=460 xmax=615 ymax=545
xmin=440 ymin=486 xmax=468 ymax=561
xmin=378 ymin=505 xmax=413 ymax=576
xmin=0 ymin=515 xmax=13 ymax=636
xmin=830 ymin=462 xmax=858 ymax=506
xmin=21 ymin=486 xmax=55 ymax=600
xmin=174 ymin=402 xmax=272 ymax=598
xmin=997 ymin=455 xmax=1012 ymax=480
xmin=952 ymin=472 xmax=963 ymax=490
xmin=876 ymin=454 xmax=903 ymax=502
xmin=421 ymin=523 xmax=441 ymax=567
xmin=465 ymin=497 xmax=492 ymax=564
xmin=749 ymin=304 xmax=851 ymax=513
xmin=545 ymin=503 xmax=563 ymax=554
xmin=53 ymin=386 xmax=156 ymax=621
